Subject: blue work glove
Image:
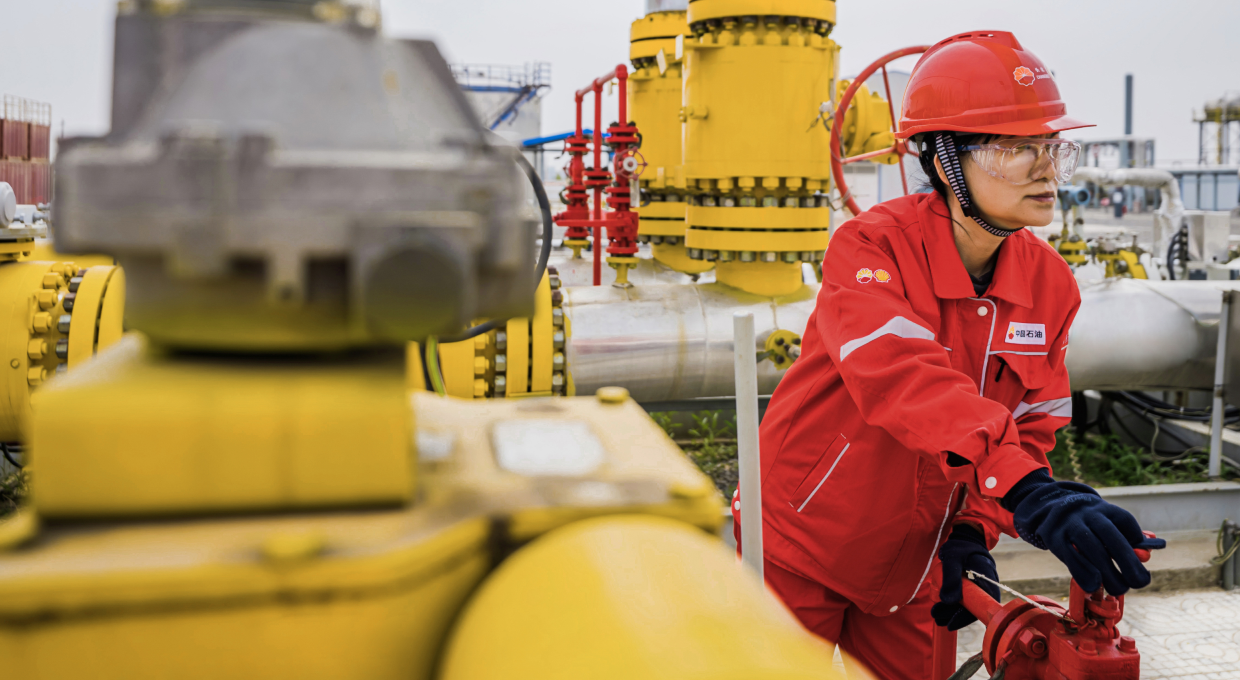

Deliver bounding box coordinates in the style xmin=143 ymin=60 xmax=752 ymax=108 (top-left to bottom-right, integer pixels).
xmin=931 ymin=524 xmax=1000 ymax=630
xmin=1002 ymin=470 xmax=1167 ymax=596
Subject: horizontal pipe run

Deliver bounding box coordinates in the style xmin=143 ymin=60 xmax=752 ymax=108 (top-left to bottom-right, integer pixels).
xmin=563 ymin=278 xmax=1240 ymax=402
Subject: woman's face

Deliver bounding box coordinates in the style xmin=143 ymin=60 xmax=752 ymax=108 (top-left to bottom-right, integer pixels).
xmin=959 ymin=135 xmax=1059 ymax=230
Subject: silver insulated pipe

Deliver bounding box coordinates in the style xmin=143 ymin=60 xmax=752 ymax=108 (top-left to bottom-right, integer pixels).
xmin=564 ymin=279 xmax=1240 ymax=401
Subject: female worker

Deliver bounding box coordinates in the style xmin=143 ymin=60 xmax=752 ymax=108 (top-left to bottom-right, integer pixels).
xmin=732 ymin=31 xmax=1164 ymax=678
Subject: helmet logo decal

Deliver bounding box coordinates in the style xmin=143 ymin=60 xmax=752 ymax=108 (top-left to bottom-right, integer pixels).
xmin=1013 ymin=66 xmax=1036 ymax=87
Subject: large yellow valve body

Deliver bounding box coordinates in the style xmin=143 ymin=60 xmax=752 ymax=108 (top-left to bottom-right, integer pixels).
xmin=629 ymin=11 xmax=714 ymax=275
xmin=679 ymin=0 xmax=838 ymax=295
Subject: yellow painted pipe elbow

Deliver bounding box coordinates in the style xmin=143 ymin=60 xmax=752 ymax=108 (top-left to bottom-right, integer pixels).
xmin=439 ymin=515 xmax=848 ymax=680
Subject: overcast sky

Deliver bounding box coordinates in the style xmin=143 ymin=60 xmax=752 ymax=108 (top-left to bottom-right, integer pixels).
xmin=5 ymin=0 xmax=1237 ymax=165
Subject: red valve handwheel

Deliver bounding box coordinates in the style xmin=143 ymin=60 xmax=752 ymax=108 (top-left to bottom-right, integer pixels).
xmin=829 ymin=45 xmax=930 ymax=218
xmin=617 ymin=149 xmax=647 ymax=180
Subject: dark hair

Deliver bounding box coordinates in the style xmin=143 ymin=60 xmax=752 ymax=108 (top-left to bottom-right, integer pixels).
xmin=913 ymin=132 xmax=1001 ymax=200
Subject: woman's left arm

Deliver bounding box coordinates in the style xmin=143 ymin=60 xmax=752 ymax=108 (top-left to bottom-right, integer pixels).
xmin=951 ymin=301 xmax=1079 ymax=546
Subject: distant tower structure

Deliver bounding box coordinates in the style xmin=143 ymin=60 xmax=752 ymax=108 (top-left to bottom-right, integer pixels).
xmin=451 ymin=63 xmax=551 ymax=144
xmin=1195 ymin=94 xmax=1240 ymax=166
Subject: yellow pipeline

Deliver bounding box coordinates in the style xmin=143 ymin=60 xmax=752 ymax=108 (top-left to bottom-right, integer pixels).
xmin=440 ymin=515 xmax=849 ymax=680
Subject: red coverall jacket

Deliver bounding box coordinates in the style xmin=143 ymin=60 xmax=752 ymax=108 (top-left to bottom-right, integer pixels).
xmin=735 ymin=192 xmax=1080 ymax=616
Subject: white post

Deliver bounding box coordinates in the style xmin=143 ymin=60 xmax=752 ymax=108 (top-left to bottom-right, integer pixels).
xmin=734 ymin=311 xmax=763 ymax=580
xmin=1209 ymin=291 xmax=1232 ymax=479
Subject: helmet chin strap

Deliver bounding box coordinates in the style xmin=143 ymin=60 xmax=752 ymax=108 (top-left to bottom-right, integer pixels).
xmin=934 ymin=132 xmax=1023 ymax=239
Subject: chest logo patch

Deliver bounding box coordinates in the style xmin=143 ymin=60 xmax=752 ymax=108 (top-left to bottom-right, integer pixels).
xmin=874 ymin=269 xmax=892 ymax=283
xmin=1006 ymin=322 xmax=1046 ymax=345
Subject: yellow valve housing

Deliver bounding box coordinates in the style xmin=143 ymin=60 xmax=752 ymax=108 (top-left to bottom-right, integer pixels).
xmin=630 ymin=11 xmax=713 ymax=275
xmin=680 ymin=0 xmax=839 ymax=295
xmin=0 ymin=259 xmax=125 ymax=442
xmin=837 ymin=78 xmax=899 ymax=163
xmin=440 ymin=515 xmax=845 ymax=680
xmin=630 ymin=10 xmax=692 ymax=191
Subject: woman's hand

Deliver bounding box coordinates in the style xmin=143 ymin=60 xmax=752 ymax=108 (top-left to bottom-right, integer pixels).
xmin=931 ymin=524 xmax=1000 ymax=630
xmin=1003 ymin=470 xmax=1167 ymax=595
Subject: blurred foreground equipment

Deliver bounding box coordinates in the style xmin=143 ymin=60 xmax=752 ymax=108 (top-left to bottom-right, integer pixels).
xmin=0 ymin=2 xmax=843 ymax=678
xmin=0 ymin=185 xmax=124 ymax=444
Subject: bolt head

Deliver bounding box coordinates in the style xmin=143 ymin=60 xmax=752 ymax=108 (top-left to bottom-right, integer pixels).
xmin=596 ymin=386 xmax=629 ymax=404
xmin=37 ymin=289 xmax=58 ymax=310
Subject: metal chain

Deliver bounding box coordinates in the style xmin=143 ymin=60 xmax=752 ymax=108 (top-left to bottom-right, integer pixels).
xmin=946 ymin=653 xmax=985 ymax=680
xmin=1064 ymin=429 xmax=1085 ymax=483
xmin=1212 ymin=520 xmax=1240 ymax=566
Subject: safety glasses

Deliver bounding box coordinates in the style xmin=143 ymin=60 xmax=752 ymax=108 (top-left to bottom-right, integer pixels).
xmin=960 ymin=138 xmax=1081 ymax=186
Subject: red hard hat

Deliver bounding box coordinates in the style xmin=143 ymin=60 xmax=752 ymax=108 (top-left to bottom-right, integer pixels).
xmin=896 ymin=31 xmax=1094 ymax=139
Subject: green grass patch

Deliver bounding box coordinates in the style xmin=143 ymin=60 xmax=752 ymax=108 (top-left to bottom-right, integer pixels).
xmin=1047 ymin=429 xmax=1235 ymax=487
xmin=653 ymin=411 xmax=740 ymax=499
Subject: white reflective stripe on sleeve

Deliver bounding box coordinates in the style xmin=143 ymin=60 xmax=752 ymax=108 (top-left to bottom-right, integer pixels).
xmin=839 ymin=316 xmax=935 ymax=361
xmin=1012 ymin=397 xmax=1073 ymax=420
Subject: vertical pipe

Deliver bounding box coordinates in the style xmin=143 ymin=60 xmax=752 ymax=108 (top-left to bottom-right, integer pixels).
xmin=592 ymin=85 xmax=604 ymax=286
xmin=1124 ymin=74 xmax=1134 ymax=137
xmin=1209 ymin=291 xmax=1231 ymax=478
xmin=575 ymin=93 xmax=583 ymax=137
xmin=734 ymin=311 xmax=762 ymax=580
xmin=617 ymin=65 xmax=628 ymax=123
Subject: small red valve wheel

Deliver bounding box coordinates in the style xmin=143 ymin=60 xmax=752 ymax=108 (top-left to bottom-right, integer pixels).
xmin=829 ymin=45 xmax=930 ymax=218
xmin=616 ymin=149 xmax=647 ymax=180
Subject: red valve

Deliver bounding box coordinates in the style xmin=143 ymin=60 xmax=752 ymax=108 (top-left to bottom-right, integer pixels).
xmin=552 ymin=65 xmax=642 ymax=285
xmin=932 ymin=534 xmax=1157 ymax=680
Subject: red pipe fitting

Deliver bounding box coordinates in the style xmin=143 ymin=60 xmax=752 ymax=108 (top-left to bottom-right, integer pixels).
xmin=553 ymin=65 xmax=643 ymax=284
xmin=932 ymin=537 xmax=1156 ymax=680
